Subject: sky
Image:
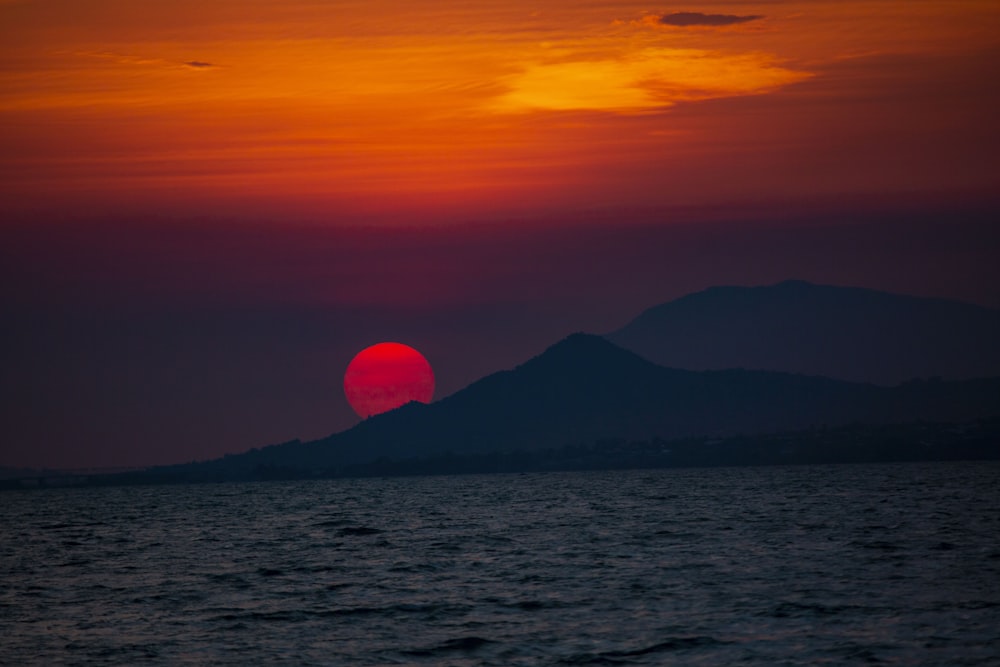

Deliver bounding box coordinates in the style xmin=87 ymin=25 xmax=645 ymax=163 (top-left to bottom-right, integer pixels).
xmin=2 ymin=0 xmax=999 ymax=470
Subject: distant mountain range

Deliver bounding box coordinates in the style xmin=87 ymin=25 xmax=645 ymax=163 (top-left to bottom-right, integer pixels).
xmin=141 ymin=332 xmax=999 ymax=482
xmin=606 ymin=280 xmax=1000 ymax=384
xmin=12 ymin=281 xmax=999 ymax=486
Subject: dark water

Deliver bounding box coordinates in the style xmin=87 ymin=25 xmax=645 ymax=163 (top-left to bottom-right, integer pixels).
xmin=2 ymin=463 xmax=999 ymax=665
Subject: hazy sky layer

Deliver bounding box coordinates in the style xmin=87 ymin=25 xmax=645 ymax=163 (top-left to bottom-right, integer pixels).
xmin=1 ymin=1 xmax=998 ymax=468
xmin=3 ymin=0 xmax=998 ymax=214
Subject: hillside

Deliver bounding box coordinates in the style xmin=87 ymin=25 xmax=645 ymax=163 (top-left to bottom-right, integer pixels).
xmin=147 ymin=334 xmax=1000 ymax=481
xmin=606 ymin=280 xmax=1000 ymax=384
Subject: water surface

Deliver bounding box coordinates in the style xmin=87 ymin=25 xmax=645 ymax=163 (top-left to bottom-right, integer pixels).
xmin=2 ymin=463 xmax=999 ymax=665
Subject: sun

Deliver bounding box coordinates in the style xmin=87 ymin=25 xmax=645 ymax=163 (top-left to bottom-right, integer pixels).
xmin=343 ymin=342 xmax=435 ymax=418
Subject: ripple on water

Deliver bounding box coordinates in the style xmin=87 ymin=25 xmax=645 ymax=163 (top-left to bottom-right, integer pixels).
xmin=1 ymin=463 xmax=999 ymax=665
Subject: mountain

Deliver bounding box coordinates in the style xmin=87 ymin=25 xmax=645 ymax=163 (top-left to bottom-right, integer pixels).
xmin=606 ymin=280 xmax=1000 ymax=385
xmin=153 ymin=334 xmax=1000 ymax=481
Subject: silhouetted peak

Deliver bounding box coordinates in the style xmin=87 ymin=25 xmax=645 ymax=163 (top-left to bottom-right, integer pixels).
xmin=543 ymin=332 xmax=616 ymax=354
xmin=623 ymin=281 xmax=930 ymax=326
xmin=533 ymin=333 xmax=643 ymax=363
xmin=772 ymin=279 xmax=815 ymax=289
xmin=608 ymin=280 xmax=1000 ymax=385
xmin=699 ymin=279 xmax=824 ymax=299
xmin=515 ymin=332 xmax=660 ymax=379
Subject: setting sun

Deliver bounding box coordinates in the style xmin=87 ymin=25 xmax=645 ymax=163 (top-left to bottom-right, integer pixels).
xmin=343 ymin=343 xmax=435 ymax=419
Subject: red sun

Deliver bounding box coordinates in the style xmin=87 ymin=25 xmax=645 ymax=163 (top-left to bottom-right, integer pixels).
xmin=343 ymin=342 xmax=435 ymax=418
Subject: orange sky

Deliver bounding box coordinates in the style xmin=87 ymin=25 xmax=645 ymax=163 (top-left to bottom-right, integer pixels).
xmin=2 ymin=1 xmax=1000 ymax=469
xmin=2 ymin=0 xmax=998 ymax=220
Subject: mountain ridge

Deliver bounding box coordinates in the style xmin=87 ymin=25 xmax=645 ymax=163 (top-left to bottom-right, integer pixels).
xmin=148 ymin=332 xmax=1000 ymax=481
xmin=21 ymin=282 xmax=999 ymax=484
xmin=606 ymin=280 xmax=1000 ymax=384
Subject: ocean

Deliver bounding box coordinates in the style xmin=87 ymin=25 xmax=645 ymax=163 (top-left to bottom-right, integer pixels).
xmin=2 ymin=463 xmax=999 ymax=665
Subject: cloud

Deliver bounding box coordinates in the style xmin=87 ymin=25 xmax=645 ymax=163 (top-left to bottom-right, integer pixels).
xmin=77 ymin=52 xmax=217 ymax=70
xmin=76 ymin=51 xmax=161 ymax=66
xmin=657 ymin=12 xmax=764 ymax=27
xmin=488 ymin=48 xmax=809 ymax=114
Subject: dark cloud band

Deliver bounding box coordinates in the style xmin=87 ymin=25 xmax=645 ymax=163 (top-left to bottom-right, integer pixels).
xmin=659 ymin=12 xmax=763 ymax=27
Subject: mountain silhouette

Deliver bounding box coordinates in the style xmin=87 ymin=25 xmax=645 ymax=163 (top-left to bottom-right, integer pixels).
xmin=605 ymin=280 xmax=1000 ymax=385
xmin=167 ymin=333 xmax=1000 ymax=480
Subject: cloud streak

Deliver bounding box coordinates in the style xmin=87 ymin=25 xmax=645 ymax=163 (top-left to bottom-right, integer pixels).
xmin=657 ymin=12 xmax=764 ymax=27
xmin=76 ymin=51 xmax=217 ymax=70
xmin=489 ymin=48 xmax=808 ymax=114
